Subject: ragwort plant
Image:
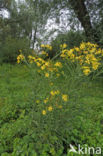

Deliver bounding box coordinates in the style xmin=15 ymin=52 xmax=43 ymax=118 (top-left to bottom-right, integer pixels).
xmin=15 ymin=42 xmax=103 ymax=155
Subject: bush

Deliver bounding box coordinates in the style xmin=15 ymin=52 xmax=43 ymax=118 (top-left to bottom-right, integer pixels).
xmin=0 ymin=37 xmax=31 ymax=63
xmin=50 ymin=31 xmax=86 ymax=58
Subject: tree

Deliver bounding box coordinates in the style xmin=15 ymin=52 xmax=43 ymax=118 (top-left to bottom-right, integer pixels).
xmin=0 ymin=0 xmax=13 ymax=10
xmin=45 ymin=0 xmax=102 ymax=44
xmin=69 ymin=0 xmax=98 ymax=42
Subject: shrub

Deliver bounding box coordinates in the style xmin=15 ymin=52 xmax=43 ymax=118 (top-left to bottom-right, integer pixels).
xmin=0 ymin=37 xmax=31 ymax=63
xmin=50 ymin=31 xmax=86 ymax=58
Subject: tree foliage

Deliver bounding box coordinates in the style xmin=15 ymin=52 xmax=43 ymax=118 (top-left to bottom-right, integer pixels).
xmin=0 ymin=0 xmax=103 ymax=63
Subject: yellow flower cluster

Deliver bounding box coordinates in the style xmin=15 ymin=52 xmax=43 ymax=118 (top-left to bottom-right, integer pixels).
xmin=16 ymin=42 xmax=103 ymax=118
xmin=42 ymin=106 xmax=53 ymax=115
xmin=41 ymin=90 xmax=68 ymax=115
xmin=26 ymin=54 xmax=62 ymax=78
xmin=62 ymin=94 xmax=68 ymax=102
xmin=41 ymin=51 xmax=48 ymax=56
xmin=60 ymin=42 xmax=103 ymax=75
xmin=60 ymin=43 xmax=67 ymax=49
xmin=50 ymin=90 xmax=60 ymax=96
xmin=17 ymin=54 xmax=25 ymax=63
xmin=41 ymin=44 xmax=52 ymax=50
xmin=54 ymin=62 xmax=62 ymax=68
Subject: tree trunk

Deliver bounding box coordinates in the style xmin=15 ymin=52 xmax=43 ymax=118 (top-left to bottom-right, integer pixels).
xmin=32 ymin=26 xmax=37 ymax=49
xmin=69 ymin=0 xmax=99 ymax=43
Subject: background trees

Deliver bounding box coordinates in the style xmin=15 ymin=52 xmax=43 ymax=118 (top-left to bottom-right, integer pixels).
xmin=0 ymin=0 xmax=103 ymax=63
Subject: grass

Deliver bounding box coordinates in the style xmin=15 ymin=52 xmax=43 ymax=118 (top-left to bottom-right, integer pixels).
xmin=0 ymin=64 xmax=103 ymax=156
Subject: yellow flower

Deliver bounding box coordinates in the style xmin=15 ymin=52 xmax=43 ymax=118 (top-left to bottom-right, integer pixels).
xmin=75 ymin=47 xmax=80 ymax=52
xmin=83 ymin=69 xmax=91 ymax=76
xmin=29 ymin=60 xmax=33 ymax=64
xmin=41 ymin=44 xmax=45 ymax=48
xmin=56 ymin=73 xmax=60 ymax=77
xmin=82 ymin=66 xmax=91 ymax=75
xmin=70 ymin=54 xmax=75 ymax=59
xmin=45 ymin=62 xmax=50 ymax=66
xmin=54 ymin=62 xmax=62 ymax=68
xmin=92 ymin=62 xmax=100 ymax=70
xmin=50 ymin=82 xmax=53 ymax=86
xmin=42 ymin=110 xmax=46 ymax=115
xmin=41 ymin=65 xmax=45 ymax=70
xmin=60 ymin=43 xmax=67 ymax=49
xmin=44 ymin=98 xmax=48 ymax=104
xmin=80 ymin=42 xmax=85 ymax=49
xmin=60 ymin=53 xmax=66 ymax=58
xmin=36 ymin=100 xmax=40 ymax=103
xmin=48 ymin=106 xmax=53 ymax=111
xmin=36 ymin=62 xmax=41 ymax=67
xmin=45 ymin=73 xmax=49 ymax=78
xmin=19 ymin=49 xmax=22 ymax=52
xmin=37 ymin=70 xmax=41 ymax=73
xmin=50 ymin=91 xmax=55 ymax=96
xmin=67 ymin=49 xmax=74 ymax=56
xmin=83 ymin=51 xmax=88 ymax=54
xmin=50 ymin=90 xmax=60 ymax=96
xmin=17 ymin=54 xmax=25 ymax=63
xmin=42 ymin=51 xmax=47 ymax=55
xmin=55 ymin=90 xmax=60 ymax=95
xmin=62 ymin=94 xmax=68 ymax=102
xmin=46 ymin=44 xmax=52 ymax=50
xmin=17 ymin=59 xmax=20 ymax=63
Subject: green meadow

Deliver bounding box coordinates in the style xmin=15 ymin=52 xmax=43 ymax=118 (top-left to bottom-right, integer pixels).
xmin=0 ymin=64 xmax=103 ymax=156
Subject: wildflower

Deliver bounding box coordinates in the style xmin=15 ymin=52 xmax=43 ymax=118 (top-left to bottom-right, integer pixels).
xmin=42 ymin=110 xmax=46 ymax=115
xmin=36 ymin=100 xmax=40 ymax=103
xmin=17 ymin=59 xmax=20 ymax=63
xmin=46 ymin=44 xmax=52 ymax=50
xmin=41 ymin=44 xmax=45 ymax=48
xmin=41 ymin=65 xmax=45 ymax=70
xmin=50 ymin=91 xmax=55 ymax=96
xmin=80 ymin=42 xmax=85 ymax=49
xmin=60 ymin=43 xmax=67 ymax=49
xmin=83 ymin=69 xmax=91 ymax=76
xmin=42 ymin=51 xmax=47 ymax=55
xmin=45 ymin=73 xmax=49 ymax=78
xmin=55 ymin=90 xmax=60 ymax=95
xmin=54 ymin=62 xmax=62 ymax=68
xmin=83 ymin=51 xmax=88 ymax=54
xmin=48 ymin=106 xmax=53 ymax=111
xmin=75 ymin=47 xmax=80 ymax=52
xmin=92 ymin=62 xmax=100 ymax=70
xmin=70 ymin=54 xmax=75 ymax=60
xmin=56 ymin=73 xmax=60 ymax=77
xmin=17 ymin=54 xmax=25 ymax=63
xmin=45 ymin=62 xmax=50 ymax=67
xmin=82 ymin=66 xmax=91 ymax=75
xmin=62 ymin=94 xmax=68 ymax=102
xmin=37 ymin=70 xmax=41 ymax=73
xmin=50 ymin=90 xmax=60 ymax=96
xmin=44 ymin=98 xmax=48 ymax=104
xmin=60 ymin=53 xmax=66 ymax=58
xmin=19 ymin=49 xmax=22 ymax=52
xmin=95 ymin=49 xmax=102 ymax=55
xmin=50 ymin=82 xmax=53 ymax=86
xmin=36 ymin=62 xmax=41 ymax=67
xmin=67 ymin=49 xmax=74 ymax=56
